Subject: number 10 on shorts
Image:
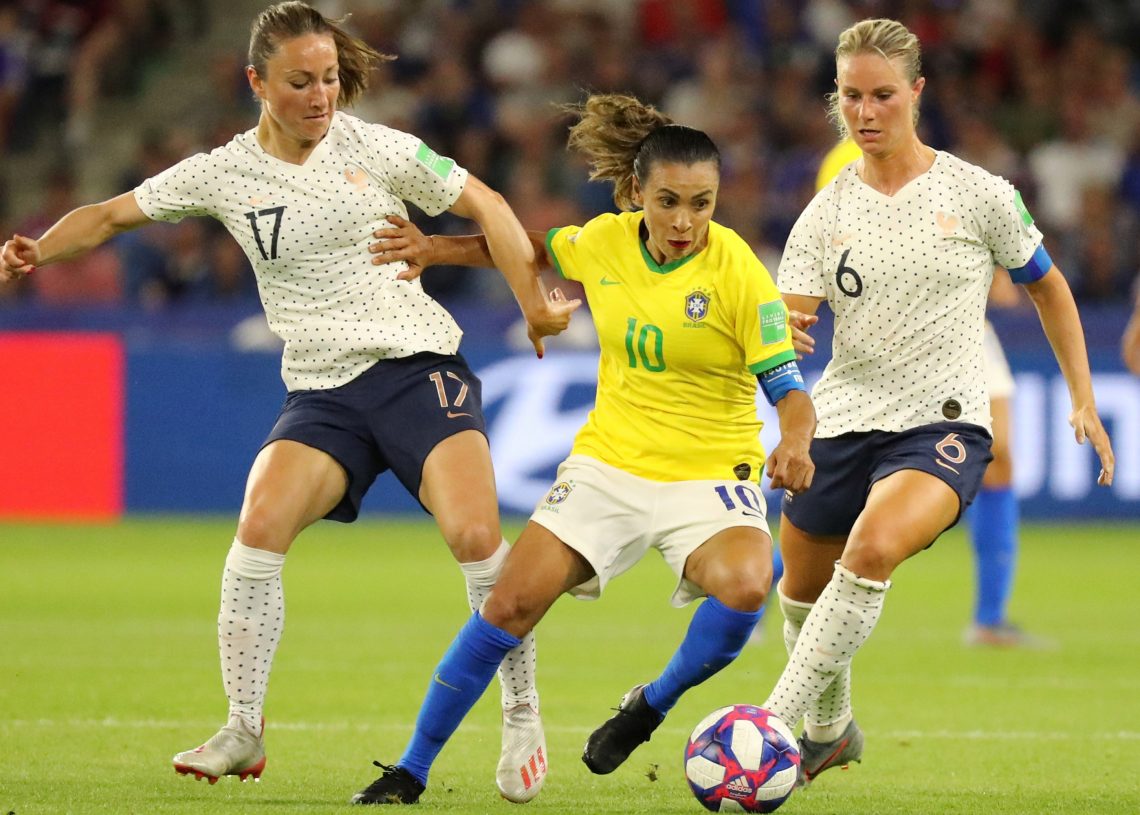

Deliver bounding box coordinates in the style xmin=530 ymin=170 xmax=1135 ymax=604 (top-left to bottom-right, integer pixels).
xmin=714 ymin=484 xmax=763 ymax=518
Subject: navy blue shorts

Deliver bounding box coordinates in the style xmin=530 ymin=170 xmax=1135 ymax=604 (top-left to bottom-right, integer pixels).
xmin=781 ymin=421 xmax=993 ymax=538
xmin=262 ymin=352 xmax=486 ymax=523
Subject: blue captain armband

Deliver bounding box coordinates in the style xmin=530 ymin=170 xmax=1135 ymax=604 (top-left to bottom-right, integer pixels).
xmin=1007 ymin=243 xmax=1053 ymax=284
xmin=758 ymin=361 xmax=806 ymax=406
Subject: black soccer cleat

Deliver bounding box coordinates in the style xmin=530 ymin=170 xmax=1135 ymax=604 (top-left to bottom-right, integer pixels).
xmin=350 ymin=762 xmax=425 ymax=805
xmin=582 ymin=684 xmax=665 ymax=774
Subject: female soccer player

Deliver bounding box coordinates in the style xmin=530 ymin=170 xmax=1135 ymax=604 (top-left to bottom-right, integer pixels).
xmin=348 ymin=93 xmax=817 ymax=804
xmin=764 ymin=17 xmax=1114 ymax=786
xmin=0 ymin=1 xmax=577 ymax=802
xmin=815 ymin=138 xmax=1038 ymax=648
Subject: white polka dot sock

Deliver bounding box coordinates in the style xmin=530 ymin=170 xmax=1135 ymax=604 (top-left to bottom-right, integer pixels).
xmin=764 ymin=562 xmax=889 ymax=729
xmin=218 ymin=539 xmax=286 ymax=736
xmin=777 ymin=584 xmax=852 ymax=742
xmin=460 ymin=540 xmax=539 ymax=710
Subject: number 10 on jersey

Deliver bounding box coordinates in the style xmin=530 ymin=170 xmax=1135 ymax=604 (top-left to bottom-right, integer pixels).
xmin=625 ymin=317 xmax=666 ymax=372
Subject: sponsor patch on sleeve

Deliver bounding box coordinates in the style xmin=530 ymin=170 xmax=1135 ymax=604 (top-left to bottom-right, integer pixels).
xmin=759 ymin=300 xmax=788 ymax=345
xmin=1014 ymin=190 xmax=1034 ymax=227
xmin=415 ymin=141 xmax=456 ymax=180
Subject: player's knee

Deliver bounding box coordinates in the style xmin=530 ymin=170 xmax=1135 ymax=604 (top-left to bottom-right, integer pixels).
xmin=706 ymin=560 xmax=771 ymax=612
xmin=236 ymin=510 xmax=292 ymax=553
xmin=441 ymin=519 xmax=501 ymax=563
xmin=481 ymin=588 xmax=537 ymax=638
xmin=840 ymin=534 xmax=900 ymax=581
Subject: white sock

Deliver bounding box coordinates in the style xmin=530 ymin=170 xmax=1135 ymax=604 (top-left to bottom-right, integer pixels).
xmin=764 ymin=563 xmax=888 ymax=730
xmin=219 ymin=539 xmax=286 ymax=736
xmin=460 ymin=540 xmax=539 ymax=709
xmin=778 ymin=585 xmax=853 ymax=743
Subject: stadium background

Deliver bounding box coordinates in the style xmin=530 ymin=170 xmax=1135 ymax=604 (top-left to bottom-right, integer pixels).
xmin=0 ymin=0 xmax=1137 ymax=521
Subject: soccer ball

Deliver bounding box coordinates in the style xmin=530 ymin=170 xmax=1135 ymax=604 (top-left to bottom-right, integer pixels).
xmin=684 ymin=705 xmax=800 ymax=813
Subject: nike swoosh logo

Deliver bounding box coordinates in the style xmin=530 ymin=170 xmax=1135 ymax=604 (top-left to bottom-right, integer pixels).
xmin=600 ymin=277 xmax=621 ymax=285
xmin=936 ymin=458 xmax=960 ymax=475
xmin=433 ymin=673 xmax=461 ymax=691
xmin=447 ymin=411 xmax=472 ymax=419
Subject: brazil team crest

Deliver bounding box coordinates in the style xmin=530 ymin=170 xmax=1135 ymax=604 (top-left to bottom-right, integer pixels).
xmin=545 ymin=481 xmax=573 ymax=505
xmin=684 ymin=290 xmax=711 ymax=324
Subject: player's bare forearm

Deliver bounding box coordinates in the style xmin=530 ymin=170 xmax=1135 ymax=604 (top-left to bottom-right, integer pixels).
xmin=1026 ymin=267 xmax=1115 ymax=485
xmin=449 ymin=176 xmax=580 ymax=355
xmin=36 ymin=192 xmax=149 ymax=266
xmin=1025 ymin=268 xmax=1096 ymax=407
xmin=767 ymin=389 xmax=816 ymax=493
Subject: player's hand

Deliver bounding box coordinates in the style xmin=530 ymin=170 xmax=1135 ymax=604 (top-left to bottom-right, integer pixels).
xmin=526 ymin=287 xmax=581 ymax=359
xmin=369 ymin=215 xmax=433 ymax=279
xmin=1070 ymin=404 xmax=1115 ymax=486
xmin=1 ymin=234 xmax=39 ymax=282
xmin=788 ymin=310 xmax=818 ymax=359
xmin=765 ymin=435 xmax=814 ymax=494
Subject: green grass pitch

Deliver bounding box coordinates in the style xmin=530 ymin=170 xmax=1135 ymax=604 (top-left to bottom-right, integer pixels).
xmin=1 ymin=517 xmax=1138 ymax=814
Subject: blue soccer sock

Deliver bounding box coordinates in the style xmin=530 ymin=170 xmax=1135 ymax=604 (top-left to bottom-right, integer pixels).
xmin=399 ymin=613 xmax=521 ymax=785
xmin=643 ymin=596 xmax=763 ymax=716
xmin=968 ymin=486 xmax=1018 ymax=627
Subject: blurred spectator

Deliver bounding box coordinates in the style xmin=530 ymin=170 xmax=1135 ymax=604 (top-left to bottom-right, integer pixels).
xmin=1027 ymin=96 xmax=1124 ymax=234
xmin=1060 ymin=186 xmax=1137 ymax=303
xmin=0 ymin=0 xmax=30 ymax=152
xmin=5 ymin=0 xmax=1140 ymax=311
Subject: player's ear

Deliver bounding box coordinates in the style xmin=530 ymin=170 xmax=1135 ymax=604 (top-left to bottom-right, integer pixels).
xmin=912 ymin=75 xmax=925 ymax=104
xmin=247 ymin=64 xmax=265 ymax=100
xmin=630 ymin=174 xmax=644 ymax=207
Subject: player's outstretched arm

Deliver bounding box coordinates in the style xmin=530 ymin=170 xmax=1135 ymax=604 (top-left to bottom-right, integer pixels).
xmin=765 ymin=389 xmax=816 ymax=494
xmin=447 ymin=175 xmax=580 ymax=356
xmin=1024 ymin=266 xmax=1115 ymax=486
xmin=370 ymin=215 xmax=493 ymax=275
xmin=1 ymin=192 xmax=150 ymax=283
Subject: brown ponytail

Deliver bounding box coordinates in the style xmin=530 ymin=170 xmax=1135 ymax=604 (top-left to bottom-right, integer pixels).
xmin=564 ymin=94 xmax=720 ymax=211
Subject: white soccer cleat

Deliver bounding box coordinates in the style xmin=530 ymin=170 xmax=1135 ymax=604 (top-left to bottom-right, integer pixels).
xmin=173 ymin=716 xmax=266 ymax=784
xmin=496 ymin=703 xmax=548 ymax=803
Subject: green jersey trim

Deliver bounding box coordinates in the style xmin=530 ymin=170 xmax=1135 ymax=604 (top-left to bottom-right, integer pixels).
xmin=545 ymin=227 xmax=568 ymax=280
xmin=638 ymin=239 xmax=701 ymax=274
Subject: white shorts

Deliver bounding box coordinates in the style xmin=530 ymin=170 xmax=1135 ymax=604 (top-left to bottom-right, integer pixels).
xmin=983 ymin=321 xmax=1014 ymax=400
xmin=529 ymin=455 xmax=772 ymax=607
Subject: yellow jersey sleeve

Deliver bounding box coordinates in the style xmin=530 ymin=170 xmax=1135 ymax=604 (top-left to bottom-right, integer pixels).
xmin=547 ymin=214 xmax=628 ymax=282
xmin=720 ymin=234 xmax=797 ymax=375
xmin=545 ymin=225 xmax=583 ymax=282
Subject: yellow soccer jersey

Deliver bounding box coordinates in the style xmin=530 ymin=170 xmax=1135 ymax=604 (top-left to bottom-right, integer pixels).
xmin=816 ymin=137 xmax=861 ymax=191
xmin=545 ymin=211 xmax=795 ymax=483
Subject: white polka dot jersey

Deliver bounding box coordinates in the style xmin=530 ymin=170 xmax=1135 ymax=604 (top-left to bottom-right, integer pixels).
xmin=778 ymin=151 xmax=1044 ymax=437
xmin=133 ymin=111 xmax=469 ymax=391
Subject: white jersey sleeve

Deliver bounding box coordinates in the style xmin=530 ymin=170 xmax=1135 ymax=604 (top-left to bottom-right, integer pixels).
xmin=133 ymin=152 xmax=218 ymax=222
xmin=133 ymin=112 xmax=470 ymax=391
xmin=981 ymin=175 xmax=1044 ymax=271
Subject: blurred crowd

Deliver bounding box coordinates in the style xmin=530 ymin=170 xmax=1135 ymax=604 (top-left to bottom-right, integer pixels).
xmin=2 ymin=0 xmax=1140 ymax=311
